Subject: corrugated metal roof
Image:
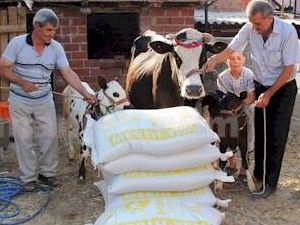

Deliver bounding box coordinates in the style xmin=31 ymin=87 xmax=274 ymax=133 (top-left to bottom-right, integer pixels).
xmin=195 ymin=9 xmax=300 ymax=25
xmin=195 ymin=9 xmax=247 ymax=24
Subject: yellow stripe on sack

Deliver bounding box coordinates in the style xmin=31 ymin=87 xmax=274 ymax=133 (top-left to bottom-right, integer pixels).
xmin=108 ymin=124 xmax=198 ymax=146
xmin=122 ymin=188 xmax=206 ymax=200
xmin=113 ymin=218 xmax=209 ymax=225
xmin=122 ymin=165 xmax=210 ymax=179
xmin=124 ymin=199 xmax=150 ymax=211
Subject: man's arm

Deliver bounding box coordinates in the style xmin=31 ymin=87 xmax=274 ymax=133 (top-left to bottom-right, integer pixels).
xmin=203 ymin=24 xmax=250 ymax=73
xmin=203 ymin=48 xmax=235 ymax=72
xmin=60 ymin=66 xmax=96 ymax=104
xmin=256 ymin=25 xmax=300 ymax=108
xmin=0 ymin=57 xmax=38 ymax=92
xmin=255 ymin=65 xmax=294 ymax=108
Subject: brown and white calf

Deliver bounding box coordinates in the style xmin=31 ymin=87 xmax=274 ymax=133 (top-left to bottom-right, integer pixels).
xmin=63 ymin=76 xmax=131 ymax=181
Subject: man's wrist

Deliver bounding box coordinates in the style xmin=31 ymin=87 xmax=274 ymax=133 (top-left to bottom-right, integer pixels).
xmin=265 ymin=89 xmax=274 ymax=99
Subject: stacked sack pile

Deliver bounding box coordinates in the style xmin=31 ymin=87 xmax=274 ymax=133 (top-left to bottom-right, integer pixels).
xmin=83 ymin=106 xmax=234 ymax=225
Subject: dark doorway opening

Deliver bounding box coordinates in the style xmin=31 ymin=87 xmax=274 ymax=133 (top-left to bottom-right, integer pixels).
xmin=87 ymin=13 xmax=139 ymax=59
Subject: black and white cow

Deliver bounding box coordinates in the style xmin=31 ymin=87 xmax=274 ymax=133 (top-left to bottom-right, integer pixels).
xmin=63 ymin=76 xmax=131 ymax=181
xmin=126 ymin=28 xmax=227 ymax=110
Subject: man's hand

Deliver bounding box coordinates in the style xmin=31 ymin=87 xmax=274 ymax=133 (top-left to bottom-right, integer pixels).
xmin=83 ymin=92 xmax=97 ymax=105
xmin=60 ymin=67 xmax=98 ymax=105
xmin=21 ymin=80 xmax=38 ymax=92
xmin=255 ymin=91 xmax=271 ymax=108
xmin=202 ymin=55 xmax=218 ymax=73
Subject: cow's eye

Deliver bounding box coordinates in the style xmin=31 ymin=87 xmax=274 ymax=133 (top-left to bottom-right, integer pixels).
xmin=113 ymin=92 xmax=120 ymax=98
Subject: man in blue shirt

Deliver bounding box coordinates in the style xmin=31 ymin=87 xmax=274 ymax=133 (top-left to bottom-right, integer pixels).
xmin=203 ymin=0 xmax=300 ymax=198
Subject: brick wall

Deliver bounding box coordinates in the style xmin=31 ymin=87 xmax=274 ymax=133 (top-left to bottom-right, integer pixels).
xmin=140 ymin=7 xmax=194 ymax=34
xmin=210 ymin=0 xmax=249 ymax=12
xmin=51 ymin=5 xmax=195 ymax=93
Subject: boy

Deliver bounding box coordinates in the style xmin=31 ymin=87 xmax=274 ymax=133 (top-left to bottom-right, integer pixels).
xmin=217 ymin=52 xmax=255 ymax=177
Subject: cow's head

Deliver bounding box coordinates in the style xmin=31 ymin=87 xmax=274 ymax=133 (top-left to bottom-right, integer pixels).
xmin=203 ymin=90 xmax=247 ymax=116
xmin=87 ymin=76 xmax=131 ymax=120
xmin=147 ymin=28 xmax=227 ymax=99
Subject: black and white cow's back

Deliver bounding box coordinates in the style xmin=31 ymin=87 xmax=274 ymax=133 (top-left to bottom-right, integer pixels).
xmin=63 ymin=76 xmax=131 ymax=181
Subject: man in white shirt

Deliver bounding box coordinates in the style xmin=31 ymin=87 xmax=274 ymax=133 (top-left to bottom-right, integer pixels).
xmin=203 ymin=0 xmax=300 ymax=198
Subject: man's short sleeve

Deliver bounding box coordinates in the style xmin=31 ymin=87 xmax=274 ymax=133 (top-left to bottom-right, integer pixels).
xmin=228 ymin=23 xmax=251 ymax=53
xmin=55 ymin=42 xmax=69 ymax=70
xmin=2 ymin=37 xmax=19 ymax=63
xmin=282 ymin=27 xmax=300 ymax=66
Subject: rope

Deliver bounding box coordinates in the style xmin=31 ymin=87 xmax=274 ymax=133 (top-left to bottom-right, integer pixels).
xmin=0 ymin=176 xmax=52 ymax=225
xmin=262 ymin=107 xmax=267 ymax=193
xmin=0 ymin=85 xmax=84 ymax=100
xmin=251 ymin=108 xmax=267 ymax=195
xmin=0 ymin=85 xmax=126 ymax=113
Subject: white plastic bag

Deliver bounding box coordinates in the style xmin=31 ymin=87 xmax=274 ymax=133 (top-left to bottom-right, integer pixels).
xmin=95 ymin=180 xmax=231 ymax=210
xmin=103 ymin=144 xmax=233 ymax=174
xmin=83 ymin=106 xmax=219 ymax=164
xmin=105 ymin=164 xmax=234 ymax=194
xmin=94 ymin=198 xmax=225 ymax=225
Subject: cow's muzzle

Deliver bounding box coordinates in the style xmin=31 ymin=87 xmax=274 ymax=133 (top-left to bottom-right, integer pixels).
xmin=124 ymin=104 xmax=135 ymax=109
xmin=186 ymin=85 xmax=202 ymax=97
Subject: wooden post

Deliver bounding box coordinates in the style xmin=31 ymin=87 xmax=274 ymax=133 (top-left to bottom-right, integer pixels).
xmin=0 ymin=6 xmax=27 ymax=101
xmin=0 ymin=9 xmax=8 ymax=101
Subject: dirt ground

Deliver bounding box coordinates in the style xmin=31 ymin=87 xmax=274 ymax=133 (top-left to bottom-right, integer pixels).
xmin=0 ymin=113 xmax=299 ymax=225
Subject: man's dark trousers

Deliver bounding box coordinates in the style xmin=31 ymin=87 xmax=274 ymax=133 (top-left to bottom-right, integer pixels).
xmin=254 ymin=80 xmax=297 ymax=189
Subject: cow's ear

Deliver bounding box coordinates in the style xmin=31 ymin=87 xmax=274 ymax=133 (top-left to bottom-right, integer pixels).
xmin=134 ymin=36 xmax=151 ymax=49
xmin=205 ymin=42 xmax=228 ymax=54
xmin=97 ymin=76 xmax=108 ymax=90
xmin=149 ymin=41 xmax=174 ymax=54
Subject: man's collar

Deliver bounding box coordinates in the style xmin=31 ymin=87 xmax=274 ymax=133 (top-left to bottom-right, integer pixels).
xmin=272 ymin=17 xmax=281 ymax=34
xmin=26 ymin=33 xmax=33 ymax=46
xmin=26 ymin=33 xmax=51 ymax=46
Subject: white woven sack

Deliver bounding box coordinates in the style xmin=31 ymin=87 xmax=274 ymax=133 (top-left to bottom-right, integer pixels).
xmin=103 ymin=144 xmax=233 ymax=174
xmin=83 ymin=106 xmax=219 ymax=164
xmin=105 ymin=164 xmax=234 ymax=194
xmin=94 ymin=198 xmax=225 ymax=225
xmin=94 ymin=180 xmax=231 ymax=210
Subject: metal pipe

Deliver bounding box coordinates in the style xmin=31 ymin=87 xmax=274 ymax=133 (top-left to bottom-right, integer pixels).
xmin=205 ymin=2 xmax=208 ymax=30
xmin=204 ymin=0 xmax=220 ymax=32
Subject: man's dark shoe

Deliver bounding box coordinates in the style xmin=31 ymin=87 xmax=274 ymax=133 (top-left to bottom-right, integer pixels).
xmin=251 ymin=184 xmax=276 ymax=198
xmin=24 ymin=181 xmax=37 ymax=192
xmin=38 ymin=174 xmax=60 ymax=187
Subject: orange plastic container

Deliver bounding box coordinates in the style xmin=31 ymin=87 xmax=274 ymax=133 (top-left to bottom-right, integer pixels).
xmin=0 ymin=102 xmax=10 ymax=120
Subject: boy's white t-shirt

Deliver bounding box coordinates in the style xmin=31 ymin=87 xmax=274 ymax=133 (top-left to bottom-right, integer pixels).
xmin=217 ymin=67 xmax=255 ymax=96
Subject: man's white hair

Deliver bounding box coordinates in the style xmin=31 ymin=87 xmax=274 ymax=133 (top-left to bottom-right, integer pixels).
xmin=33 ymin=8 xmax=59 ymax=27
xmin=246 ymin=0 xmax=274 ymax=17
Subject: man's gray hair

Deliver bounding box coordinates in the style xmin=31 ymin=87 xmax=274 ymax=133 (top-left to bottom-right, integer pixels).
xmin=246 ymin=0 xmax=274 ymax=17
xmin=33 ymin=8 xmax=59 ymax=27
